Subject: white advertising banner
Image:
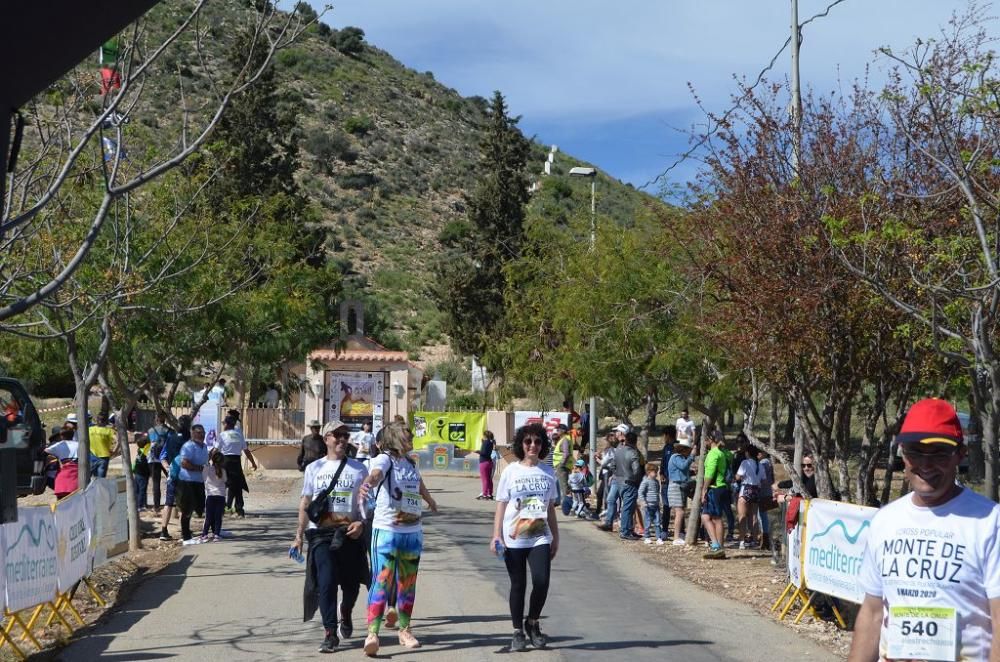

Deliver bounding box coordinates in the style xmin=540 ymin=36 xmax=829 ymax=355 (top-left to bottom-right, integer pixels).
xmin=802 ymin=498 xmax=877 ymax=604
xmin=54 ymin=491 xmax=92 ymax=591
xmin=788 ymin=512 xmax=803 ymax=589
xmin=88 ymin=478 xmax=119 ymax=568
xmin=3 ymin=506 xmax=59 ymax=612
xmin=194 ymin=404 xmax=221 ymax=449
xmin=513 ymin=411 xmax=568 ymax=436
xmin=0 ymin=520 xmax=5 ymax=613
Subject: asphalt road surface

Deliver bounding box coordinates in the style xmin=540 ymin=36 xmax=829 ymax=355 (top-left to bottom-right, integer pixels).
xmin=58 ymin=475 xmax=836 ymax=661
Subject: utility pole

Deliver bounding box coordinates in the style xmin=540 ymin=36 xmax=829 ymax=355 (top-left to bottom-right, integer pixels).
xmin=790 ymin=0 xmax=802 ymax=172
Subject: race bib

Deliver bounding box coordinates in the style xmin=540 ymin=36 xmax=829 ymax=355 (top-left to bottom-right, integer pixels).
xmin=400 ymin=489 xmax=422 ymax=515
xmin=886 ymin=606 xmax=957 ymax=661
xmin=521 ymin=496 xmax=547 ymax=520
xmin=330 ymin=490 xmax=352 ymax=513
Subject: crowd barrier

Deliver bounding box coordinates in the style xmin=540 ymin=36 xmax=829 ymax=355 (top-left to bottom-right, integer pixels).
xmin=0 ymin=478 xmax=127 ymax=659
xmin=772 ymin=498 xmax=876 ymax=628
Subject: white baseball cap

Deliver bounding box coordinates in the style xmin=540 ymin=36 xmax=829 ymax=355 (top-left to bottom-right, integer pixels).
xmin=675 ymin=439 xmax=693 ymax=448
xmin=614 ymin=423 xmax=630 ymax=434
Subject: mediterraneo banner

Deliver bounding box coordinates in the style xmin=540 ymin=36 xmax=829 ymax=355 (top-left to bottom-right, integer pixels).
xmin=411 ymin=411 xmax=486 ymax=451
xmin=802 ymin=498 xmax=877 ymax=604
xmin=3 ymin=506 xmax=58 ymax=612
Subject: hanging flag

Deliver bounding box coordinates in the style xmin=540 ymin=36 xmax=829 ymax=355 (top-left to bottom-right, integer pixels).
xmin=99 ymin=68 xmax=121 ymax=95
xmin=99 ymin=38 xmax=119 ymax=65
xmin=102 ymin=136 xmax=127 ymax=163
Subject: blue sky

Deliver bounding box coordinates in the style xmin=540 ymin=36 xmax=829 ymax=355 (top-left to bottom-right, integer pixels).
xmin=308 ymin=1 xmax=976 ymax=194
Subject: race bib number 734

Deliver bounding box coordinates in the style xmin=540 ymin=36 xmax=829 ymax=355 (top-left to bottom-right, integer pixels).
xmin=886 ymin=606 xmax=957 ymax=661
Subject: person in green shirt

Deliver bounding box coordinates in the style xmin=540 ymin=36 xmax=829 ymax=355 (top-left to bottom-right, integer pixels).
xmin=700 ymin=431 xmax=729 ymax=559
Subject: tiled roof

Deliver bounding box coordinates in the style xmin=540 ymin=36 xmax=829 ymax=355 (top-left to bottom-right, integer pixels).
xmin=309 ymin=348 xmax=410 ymax=363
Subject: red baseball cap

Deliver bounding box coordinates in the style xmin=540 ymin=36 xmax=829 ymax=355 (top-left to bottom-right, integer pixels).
xmin=897 ymin=398 xmax=963 ymax=447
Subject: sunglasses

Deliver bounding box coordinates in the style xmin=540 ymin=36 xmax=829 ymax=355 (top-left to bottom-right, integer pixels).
xmin=331 ymin=432 xmax=351 ymax=440
xmin=523 ymin=437 xmax=543 ymax=447
xmin=802 ymin=463 xmax=814 ymax=468
xmin=901 ymin=448 xmax=956 ymax=462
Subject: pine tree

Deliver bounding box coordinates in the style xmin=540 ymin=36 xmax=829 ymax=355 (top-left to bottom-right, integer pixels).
xmin=437 ymin=91 xmax=530 ymax=369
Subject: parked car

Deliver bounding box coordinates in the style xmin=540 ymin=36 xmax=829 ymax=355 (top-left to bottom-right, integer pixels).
xmin=890 ymin=411 xmax=978 ymax=473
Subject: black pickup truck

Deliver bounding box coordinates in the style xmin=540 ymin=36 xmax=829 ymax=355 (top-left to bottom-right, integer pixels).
xmin=0 ymin=378 xmax=47 ymax=495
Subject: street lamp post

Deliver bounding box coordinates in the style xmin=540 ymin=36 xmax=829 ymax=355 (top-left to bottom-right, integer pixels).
xmin=568 ymin=166 xmax=599 ymax=488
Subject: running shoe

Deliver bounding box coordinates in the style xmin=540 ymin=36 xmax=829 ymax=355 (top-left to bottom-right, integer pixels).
xmin=703 ymin=544 xmax=727 ymax=560
xmin=655 ymin=538 xmax=665 ymax=546
xmin=181 ymin=537 xmax=202 ymax=546
xmin=510 ymin=630 xmax=528 ymax=652
xmin=398 ymin=628 xmax=421 ymax=649
xmin=673 ymin=538 xmax=686 ymax=546
xmin=363 ymin=632 xmax=379 ymax=657
xmin=476 ymin=494 xmax=485 ymax=500
xmin=596 ymin=523 xmax=613 ymax=532
xmin=525 ymin=620 xmax=547 ymax=648
xmin=319 ymin=630 xmax=339 ymax=653
xmin=159 ymin=530 xmax=172 ymax=541
xmin=340 ymin=609 xmax=353 ymax=639
xmin=384 ymin=607 xmax=398 ymax=629
xmin=218 ymin=529 xmax=234 ymax=539
xmin=643 ymin=538 xmax=653 ymax=545
xmin=739 ymin=541 xmax=747 ymax=550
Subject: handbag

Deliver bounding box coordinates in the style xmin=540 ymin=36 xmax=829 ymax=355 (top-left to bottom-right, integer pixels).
xmin=760 ymin=495 xmax=779 ymax=512
xmin=306 ymin=459 xmax=349 ymax=525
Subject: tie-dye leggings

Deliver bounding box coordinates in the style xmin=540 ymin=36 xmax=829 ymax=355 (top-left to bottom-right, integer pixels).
xmin=367 ymin=528 xmax=423 ymax=632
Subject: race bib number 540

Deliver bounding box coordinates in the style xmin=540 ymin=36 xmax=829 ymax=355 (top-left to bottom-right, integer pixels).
xmin=886 ymin=606 xmax=957 ymax=661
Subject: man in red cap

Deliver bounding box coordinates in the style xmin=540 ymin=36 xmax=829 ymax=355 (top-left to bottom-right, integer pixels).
xmin=849 ymin=398 xmax=1000 ymax=662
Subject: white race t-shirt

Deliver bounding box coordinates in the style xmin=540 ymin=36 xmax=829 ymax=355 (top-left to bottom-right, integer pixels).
xmin=300 ymin=457 xmax=368 ymax=530
xmin=203 ymin=465 xmax=228 ymax=497
xmin=218 ymin=429 xmax=246 ymax=456
xmin=370 ymin=454 xmax=423 ymax=534
xmin=736 ymin=459 xmax=763 ymax=486
xmin=675 ymin=417 xmax=696 ymax=441
xmin=858 ymin=488 xmax=1000 ymax=662
xmin=496 ymin=462 xmax=558 ymax=549
xmin=352 ymin=431 xmax=375 ymax=459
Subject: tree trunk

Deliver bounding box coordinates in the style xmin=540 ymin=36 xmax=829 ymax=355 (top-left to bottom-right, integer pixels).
xmin=784 ymin=399 xmax=795 ymax=445
xmin=114 ymin=403 xmax=141 ymax=552
xmin=967 ymin=394 xmax=985 ymax=482
xmin=769 ymin=388 xmax=780 ymax=446
xmin=685 ymin=406 xmax=720 ymax=545
xmin=642 ymin=386 xmax=657 ymax=459
xmin=793 ymin=412 xmax=804 ymax=474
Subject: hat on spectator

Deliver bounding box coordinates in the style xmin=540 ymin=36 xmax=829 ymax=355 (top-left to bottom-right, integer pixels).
xmin=675 ymin=439 xmax=693 ymax=448
xmin=309 ymin=419 xmax=321 ymax=428
xmin=575 ymin=459 xmax=586 ymax=467
xmin=322 ymin=419 xmax=350 ymax=436
xmin=65 ymin=413 xmax=77 ymax=423
xmin=897 ymin=398 xmax=963 ymax=447
xmin=556 ymin=423 xmax=569 ymax=432
xmin=613 ymin=423 xmax=630 ymax=434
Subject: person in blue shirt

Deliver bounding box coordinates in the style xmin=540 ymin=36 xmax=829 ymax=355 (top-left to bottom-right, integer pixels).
xmin=666 ymin=438 xmax=698 ymax=544
xmin=176 ymin=423 xmax=209 ymax=544
xmin=157 ymin=414 xmax=189 ymax=541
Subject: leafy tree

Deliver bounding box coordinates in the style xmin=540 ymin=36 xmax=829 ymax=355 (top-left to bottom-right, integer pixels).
xmin=436 ymin=91 xmax=530 ymax=372
xmin=333 ymin=26 xmax=365 ymax=56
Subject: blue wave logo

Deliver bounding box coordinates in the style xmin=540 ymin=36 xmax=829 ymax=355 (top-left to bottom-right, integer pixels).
xmin=6 ymin=516 xmax=58 ymax=552
xmin=810 ymin=519 xmax=870 ymax=545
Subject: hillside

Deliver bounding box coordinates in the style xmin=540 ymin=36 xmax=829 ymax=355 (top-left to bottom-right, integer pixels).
xmin=113 ymin=2 xmax=668 ymax=358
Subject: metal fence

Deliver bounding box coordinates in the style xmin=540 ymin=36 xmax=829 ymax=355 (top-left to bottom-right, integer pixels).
xmin=135 ymin=403 xmax=305 ymax=440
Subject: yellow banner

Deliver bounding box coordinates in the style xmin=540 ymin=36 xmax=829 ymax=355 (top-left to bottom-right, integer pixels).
xmin=411 ymin=411 xmax=486 ymax=451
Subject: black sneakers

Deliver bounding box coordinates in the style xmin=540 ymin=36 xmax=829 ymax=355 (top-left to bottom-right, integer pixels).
xmin=159 ymin=530 xmax=172 ymax=541
xmin=340 ymin=612 xmax=353 ymax=639
xmin=319 ymin=630 xmax=339 ymax=653
xmin=525 ymin=620 xmax=547 ymax=648
xmin=510 ymin=629 xmax=528 ymax=652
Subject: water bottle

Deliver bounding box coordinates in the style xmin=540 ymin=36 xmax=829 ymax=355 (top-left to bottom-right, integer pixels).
xmin=494 ymin=539 xmax=505 ymax=560
xmin=288 ymin=546 xmax=305 ymax=564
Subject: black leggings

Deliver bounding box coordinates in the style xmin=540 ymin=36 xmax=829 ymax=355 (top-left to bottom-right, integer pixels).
xmin=504 ymin=545 xmax=551 ymax=630
xmin=150 ymin=462 xmax=163 ymax=509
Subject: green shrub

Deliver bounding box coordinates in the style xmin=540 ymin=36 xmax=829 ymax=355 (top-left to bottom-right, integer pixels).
xmin=427 ymin=358 xmax=471 ymax=390
xmin=304 ymin=128 xmax=356 ymax=170
xmin=438 ymin=219 xmax=471 ymax=244
xmin=449 ymin=393 xmax=481 ymax=410
xmin=338 ymin=172 xmax=377 ymax=189
xmin=332 ymin=26 xmax=365 ymax=55
xmin=343 ymin=115 xmax=374 ymax=136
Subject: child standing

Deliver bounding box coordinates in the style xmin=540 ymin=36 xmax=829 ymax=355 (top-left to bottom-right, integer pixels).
xmin=202 ymin=449 xmax=228 ymax=542
xmin=638 ymin=465 xmax=664 ymax=545
xmin=568 ymin=459 xmax=590 ymax=518
xmin=133 ymin=433 xmax=152 ymax=511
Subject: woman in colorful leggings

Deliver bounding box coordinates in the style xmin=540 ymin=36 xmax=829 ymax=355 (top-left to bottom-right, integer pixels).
xmin=358 ymin=421 xmax=437 ymax=657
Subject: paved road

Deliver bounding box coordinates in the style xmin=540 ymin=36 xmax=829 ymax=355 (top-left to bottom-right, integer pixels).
xmin=58 ymin=476 xmax=836 ymax=661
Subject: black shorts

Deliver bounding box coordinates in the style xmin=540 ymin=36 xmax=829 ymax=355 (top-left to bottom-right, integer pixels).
xmin=175 ymin=480 xmax=205 ymax=516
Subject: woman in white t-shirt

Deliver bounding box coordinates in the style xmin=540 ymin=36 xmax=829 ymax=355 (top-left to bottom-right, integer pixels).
xmin=358 ymin=421 xmax=437 ymax=656
xmin=491 ymin=423 xmax=560 ymax=653
xmin=292 ymin=421 xmax=369 ymax=654
xmin=734 ymin=445 xmax=765 ymax=549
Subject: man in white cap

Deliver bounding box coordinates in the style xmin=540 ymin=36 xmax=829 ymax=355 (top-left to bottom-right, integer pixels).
xmin=849 ymin=398 xmax=1000 ymax=662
